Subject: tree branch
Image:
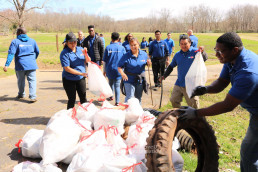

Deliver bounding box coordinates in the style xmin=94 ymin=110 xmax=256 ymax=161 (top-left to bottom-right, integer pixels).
xmin=25 ymin=0 xmax=49 ymax=12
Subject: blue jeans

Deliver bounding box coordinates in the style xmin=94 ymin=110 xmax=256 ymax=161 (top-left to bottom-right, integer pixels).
xmin=124 ymin=82 xmax=143 ymax=103
xmin=16 ymin=70 xmax=37 ymax=99
xmin=108 ymin=78 xmax=121 ymax=104
xmin=240 ymin=114 xmax=258 ymax=172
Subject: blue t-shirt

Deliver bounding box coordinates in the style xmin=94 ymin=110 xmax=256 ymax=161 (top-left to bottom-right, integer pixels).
xmin=60 ymin=46 xmax=86 ymax=81
xmin=149 ymin=40 xmax=169 ymax=58
xmin=140 ymin=41 xmax=148 ymax=49
xmin=219 ymin=48 xmax=258 ymax=115
xmin=164 ymin=38 xmax=175 ymax=55
xmin=89 ymin=36 xmax=96 ymax=61
xmin=7 ymin=34 xmax=39 ymax=71
xmin=118 ymin=50 xmax=148 ymax=84
xmin=170 ymin=47 xmax=199 ymax=87
xmin=189 ymin=35 xmax=198 ymax=48
xmin=103 ymin=42 xmax=126 ymax=80
xmin=122 ymin=41 xmax=131 ymax=52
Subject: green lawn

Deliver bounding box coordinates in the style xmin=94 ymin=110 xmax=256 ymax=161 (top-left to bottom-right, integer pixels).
xmin=159 ymin=80 xmax=249 ymax=171
xmin=0 ymin=32 xmax=257 ymax=66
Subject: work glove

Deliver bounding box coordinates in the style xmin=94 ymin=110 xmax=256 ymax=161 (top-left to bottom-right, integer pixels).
xmin=178 ymin=106 xmax=197 ymax=121
xmin=190 ymin=86 xmax=207 ymax=98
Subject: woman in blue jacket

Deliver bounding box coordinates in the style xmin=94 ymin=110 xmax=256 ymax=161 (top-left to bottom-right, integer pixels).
xmin=118 ymin=38 xmax=151 ymax=103
xmin=60 ymin=32 xmax=90 ymax=109
xmin=122 ymin=33 xmax=133 ymax=52
xmin=140 ymin=37 xmax=148 ymax=52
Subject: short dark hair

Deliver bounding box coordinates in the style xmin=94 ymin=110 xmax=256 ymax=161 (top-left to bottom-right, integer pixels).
xmin=179 ymin=34 xmax=191 ymax=43
xmin=88 ymin=25 xmax=94 ymax=29
xmin=155 ymin=30 xmax=161 ymax=34
xmin=100 ymin=33 xmax=103 ymax=36
xmin=148 ymin=37 xmax=153 ymax=42
xmin=17 ymin=27 xmax=26 ymax=35
xmin=167 ymin=32 xmax=171 ymax=35
xmin=217 ymin=32 xmax=243 ymax=50
xmin=111 ymin=32 xmax=120 ymax=41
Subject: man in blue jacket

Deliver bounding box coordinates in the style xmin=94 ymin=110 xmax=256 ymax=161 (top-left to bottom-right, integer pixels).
xmin=180 ymin=32 xmax=258 ymax=172
xmin=187 ymin=29 xmax=198 ymax=48
xmin=164 ymin=32 xmax=175 ymax=61
xmin=3 ymin=27 xmax=39 ymax=102
xmin=103 ymin=32 xmax=126 ymax=105
xmin=149 ymin=30 xmax=169 ymax=88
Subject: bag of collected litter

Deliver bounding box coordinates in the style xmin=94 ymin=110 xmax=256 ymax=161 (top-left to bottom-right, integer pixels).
xmin=88 ymin=62 xmax=113 ymax=99
xmin=76 ymin=100 xmax=99 ymax=123
xmin=134 ymin=111 xmax=156 ymax=125
xmin=94 ymin=108 xmax=126 ymax=134
xmin=172 ymin=149 xmax=184 ymax=172
xmin=102 ymin=155 xmax=138 ymax=172
xmin=39 ymin=110 xmax=82 ymax=165
xmin=185 ymin=51 xmax=207 ymax=98
xmin=62 ymin=128 xmax=107 ymax=164
xmin=125 ymin=98 xmax=144 ymax=125
xmin=126 ymin=123 xmax=154 ymax=161
xmin=16 ymin=129 xmax=44 ymax=158
xmin=12 ymin=161 xmax=62 ymax=172
xmin=47 ymin=108 xmax=73 ymax=125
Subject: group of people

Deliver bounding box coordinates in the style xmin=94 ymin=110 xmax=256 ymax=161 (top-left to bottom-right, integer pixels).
xmin=3 ymin=26 xmax=258 ymax=171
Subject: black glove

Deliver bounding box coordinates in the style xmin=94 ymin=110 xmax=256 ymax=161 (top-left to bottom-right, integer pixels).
xmin=177 ymin=106 xmax=197 ymax=121
xmin=190 ymin=86 xmax=207 ymax=98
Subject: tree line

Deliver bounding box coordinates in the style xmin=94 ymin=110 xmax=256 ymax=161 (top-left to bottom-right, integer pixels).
xmin=0 ymin=4 xmax=258 ymax=33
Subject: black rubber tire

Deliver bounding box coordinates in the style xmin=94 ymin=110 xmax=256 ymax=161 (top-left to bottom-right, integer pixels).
xmin=145 ymin=109 xmax=219 ymax=172
xmin=176 ymin=129 xmax=195 ymax=152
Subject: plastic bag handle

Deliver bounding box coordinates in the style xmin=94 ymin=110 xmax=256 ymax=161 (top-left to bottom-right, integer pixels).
xmin=71 ymin=107 xmax=89 ymax=131
xmin=136 ymin=124 xmax=143 ymax=133
xmin=142 ymin=115 xmax=155 ymax=123
xmin=89 ymin=61 xmax=101 ymax=69
xmin=107 ymin=125 xmax=119 ymax=136
xmin=118 ymin=143 xmax=137 ymax=155
xmin=98 ymin=93 xmax=106 ymax=102
xmin=78 ymin=99 xmax=94 ymax=111
xmin=122 ymin=162 xmax=142 ymax=172
xmin=15 ymin=139 xmax=23 ymax=153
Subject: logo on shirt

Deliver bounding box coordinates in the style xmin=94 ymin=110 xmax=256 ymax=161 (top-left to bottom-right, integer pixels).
xmin=19 ymin=45 xmax=32 ymax=47
xmin=80 ymin=53 xmax=84 ymax=56
xmin=141 ymin=60 xmax=146 ymax=62
xmin=188 ymin=56 xmax=194 ymax=59
xmin=108 ymin=50 xmax=121 ymax=54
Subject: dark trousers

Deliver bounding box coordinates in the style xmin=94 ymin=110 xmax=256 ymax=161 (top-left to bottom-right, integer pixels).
xmin=62 ymin=77 xmax=87 ymax=109
xmin=152 ymin=58 xmax=165 ymax=85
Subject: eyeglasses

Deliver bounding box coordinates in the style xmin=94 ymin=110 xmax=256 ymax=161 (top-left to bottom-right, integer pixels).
xmin=214 ymin=48 xmax=228 ymax=55
xmin=89 ymin=30 xmax=94 ymax=32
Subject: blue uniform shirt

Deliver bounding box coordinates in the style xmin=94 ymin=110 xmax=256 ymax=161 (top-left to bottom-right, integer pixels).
xmin=140 ymin=41 xmax=148 ymax=49
xmin=164 ymin=38 xmax=175 ymax=55
xmin=103 ymin=42 xmax=126 ymax=80
xmin=89 ymin=36 xmax=96 ymax=61
xmin=122 ymin=41 xmax=131 ymax=52
xmin=60 ymin=46 xmax=86 ymax=81
xmin=189 ymin=35 xmax=198 ymax=48
xmin=149 ymin=40 xmax=169 ymax=58
xmin=118 ymin=50 xmax=148 ymax=84
xmin=170 ymin=47 xmax=198 ymax=87
xmin=220 ymin=48 xmax=258 ymax=115
xmin=6 ymin=34 xmax=39 ymax=71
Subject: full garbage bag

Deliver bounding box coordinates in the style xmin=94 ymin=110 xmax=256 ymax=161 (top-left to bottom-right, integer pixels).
xmin=185 ymin=51 xmax=207 ymax=98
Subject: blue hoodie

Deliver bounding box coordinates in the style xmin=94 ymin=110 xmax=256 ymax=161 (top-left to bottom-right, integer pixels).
xmin=5 ymin=34 xmax=39 ymax=71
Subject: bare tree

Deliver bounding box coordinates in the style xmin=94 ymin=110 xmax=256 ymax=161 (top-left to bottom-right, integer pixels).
xmin=0 ymin=0 xmax=49 ymax=27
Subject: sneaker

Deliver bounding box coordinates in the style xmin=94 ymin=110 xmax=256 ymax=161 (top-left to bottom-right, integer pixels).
xmin=115 ymin=103 xmax=119 ymax=106
xmin=106 ymin=97 xmax=113 ymax=101
xmin=29 ymin=99 xmax=37 ymax=103
xmin=155 ymin=84 xmax=158 ymax=87
xmin=16 ymin=95 xmax=24 ymax=100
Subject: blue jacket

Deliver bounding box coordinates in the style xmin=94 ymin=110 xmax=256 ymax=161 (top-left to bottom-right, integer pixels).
xmin=103 ymin=42 xmax=126 ymax=80
xmin=148 ymin=40 xmax=169 ymax=58
xmin=122 ymin=41 xmax=131 ymax=52
xmin=164 ymin=38 xmax=175 ymax=55
xmin=5 ymin=34 xmax=39 ymax=71
xmin=140 ymin=41 xmax=148 ymax=49
xmin=189 ymin=35 xmax=198 ymax=48
xmin=60 ymin=46 xmax=86 ymax=81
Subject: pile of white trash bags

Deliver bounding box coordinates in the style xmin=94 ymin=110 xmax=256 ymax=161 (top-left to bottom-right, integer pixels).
xmin=12 ymin=98 xmax=184 ymax=172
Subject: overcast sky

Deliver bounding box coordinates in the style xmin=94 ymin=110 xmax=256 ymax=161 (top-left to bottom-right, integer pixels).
xmin=2 ymin=0 xmax=258 ymax=20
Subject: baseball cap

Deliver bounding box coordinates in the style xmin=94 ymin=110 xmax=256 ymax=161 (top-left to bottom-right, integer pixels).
xmin=66 ymin=32 xmax=77 ymax=42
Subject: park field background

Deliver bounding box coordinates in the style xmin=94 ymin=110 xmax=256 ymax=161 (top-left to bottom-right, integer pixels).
xmin=0 ymin=32 xmax=258 ymax=171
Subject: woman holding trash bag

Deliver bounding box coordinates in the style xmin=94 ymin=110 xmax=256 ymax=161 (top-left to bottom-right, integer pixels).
xmin=60 ymin=32 xmax=91 ymax=109
xmin=118 ymin=37 xmax=151 ymax=103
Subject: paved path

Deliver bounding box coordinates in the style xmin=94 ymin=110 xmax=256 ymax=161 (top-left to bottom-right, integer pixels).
xmin=0 ymin=63 xmax=223 ymax=171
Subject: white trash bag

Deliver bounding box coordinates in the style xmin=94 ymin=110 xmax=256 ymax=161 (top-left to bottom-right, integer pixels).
xmin=125 ymin=98 xmax=144 ymax=125
xmin=18 ymin=129 xmax=44 ymax=158
xmin=134 ymin=111 xmax=156 ymax=125
xmin=185 ymin=51 xmax=207 ymax=98
xmin=12 ymin=161 xmax=62 ymax=172
xmin=94 ymin=108 xmax=126 ymax=134
xmin=76 ymin=100 xmax=99 ymax=123
xmin=39 ymin=110 xmax=82 ymax=165
xmin=88 ymin=62 xmax=113 ymax=98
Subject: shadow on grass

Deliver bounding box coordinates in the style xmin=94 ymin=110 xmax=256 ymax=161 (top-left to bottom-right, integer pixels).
xmin=0 ymin=116 xmax=50 ymax=125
